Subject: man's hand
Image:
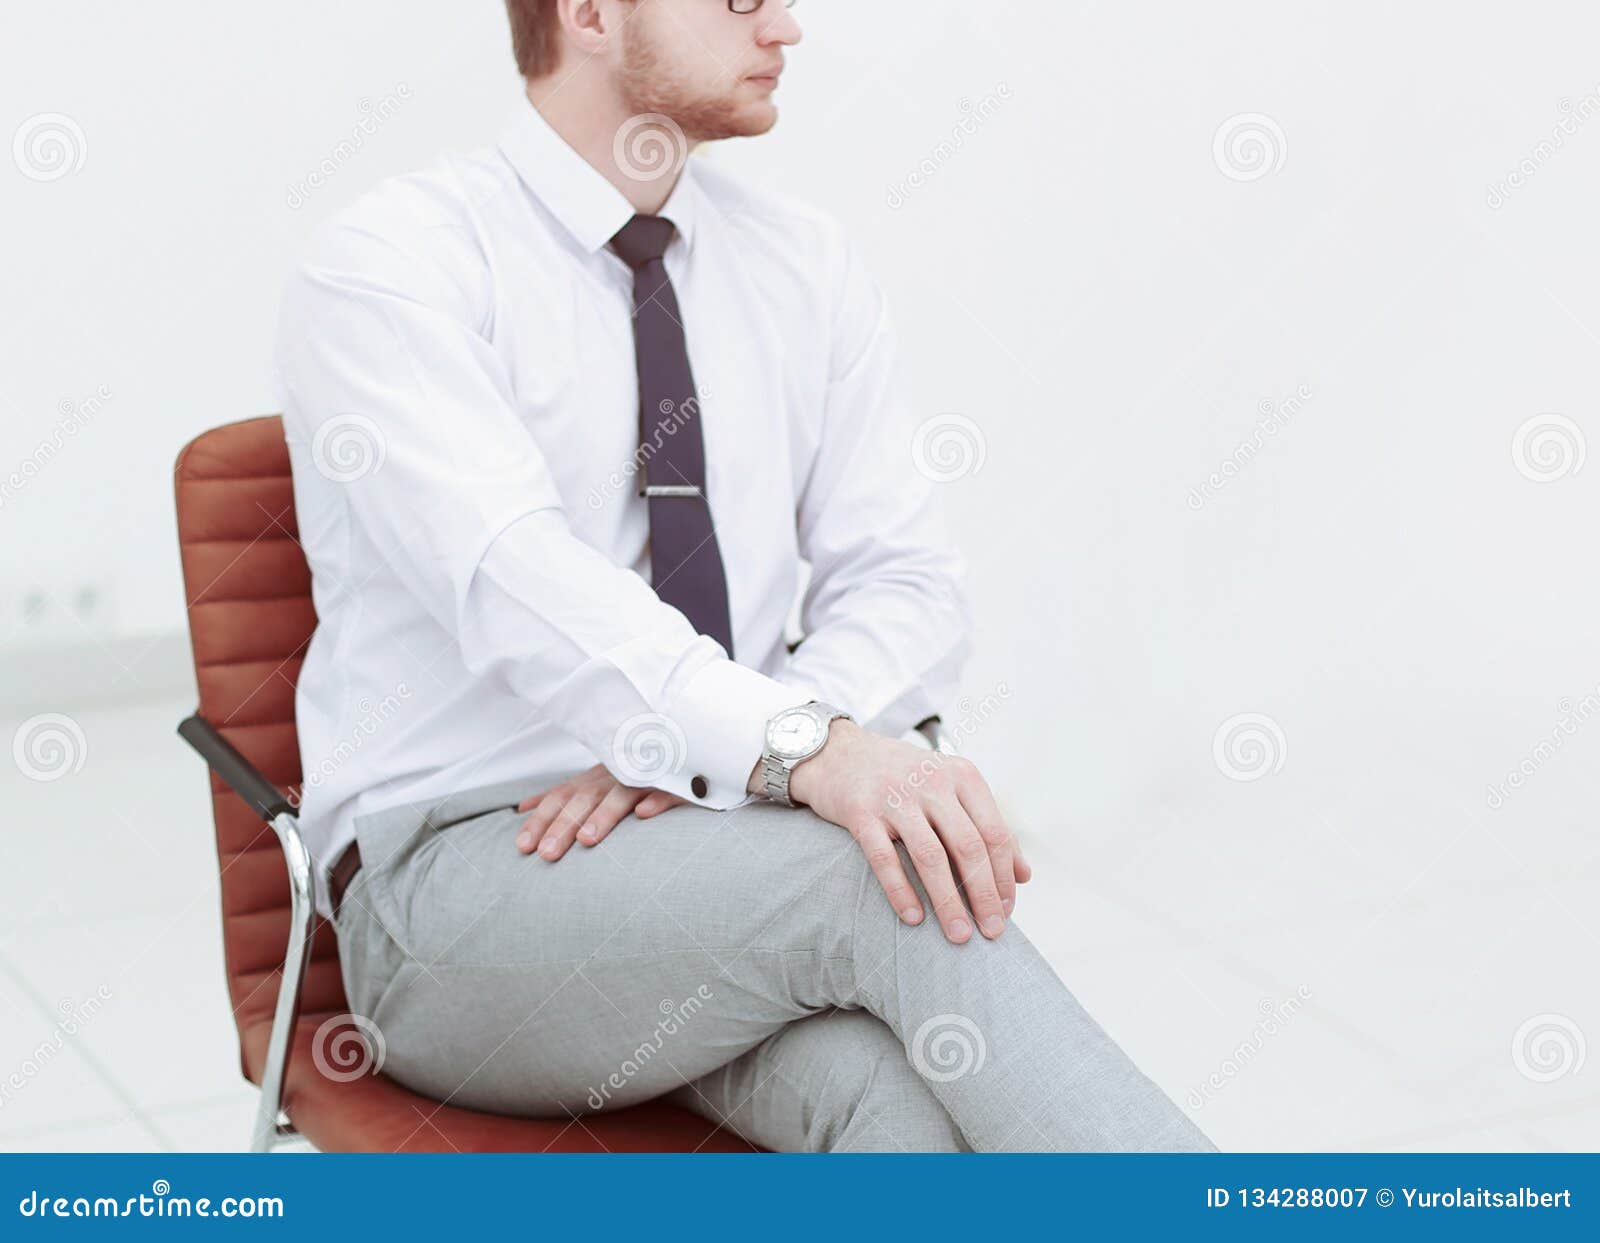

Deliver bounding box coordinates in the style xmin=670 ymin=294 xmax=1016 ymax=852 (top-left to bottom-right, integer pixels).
xmin=515 ymin=764 xmax=685 ymax=860
xmin=761 ymin=720 xmax=1032 ymax=944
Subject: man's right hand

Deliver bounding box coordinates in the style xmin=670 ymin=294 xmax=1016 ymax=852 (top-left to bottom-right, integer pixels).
xmin=757 ymin=720 xmax=1032 ymax=944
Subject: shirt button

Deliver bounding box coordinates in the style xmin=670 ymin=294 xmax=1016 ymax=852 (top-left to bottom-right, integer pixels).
xmin=691 ymin=775 xmax=709 ymax=799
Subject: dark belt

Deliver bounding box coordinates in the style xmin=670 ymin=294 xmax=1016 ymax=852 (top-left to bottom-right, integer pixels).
xmin=329 ymin=839 xmax=362 ymax=919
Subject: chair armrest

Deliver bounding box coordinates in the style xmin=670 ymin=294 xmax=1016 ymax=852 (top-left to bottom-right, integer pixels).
xmin=177 ymin=714 xmax=292 ymax=819
xmin=177 ymin=711 xmax=316 ymax=1152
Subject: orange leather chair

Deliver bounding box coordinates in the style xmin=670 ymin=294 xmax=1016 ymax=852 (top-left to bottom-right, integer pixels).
xmin=173 ymin=415 xmax=753 ymax=1153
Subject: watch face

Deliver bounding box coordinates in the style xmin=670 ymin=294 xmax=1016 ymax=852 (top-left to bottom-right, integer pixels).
xmin=767 ymin=708 xmax=825 ymax=759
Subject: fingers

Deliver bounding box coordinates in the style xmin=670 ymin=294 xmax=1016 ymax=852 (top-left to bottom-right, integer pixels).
xmin=576 ymin=783 xmax=645 ymax=848
xmin=954 ymin=774 xmax=1018 ymax=917
xmin=853 ymin=821 xmax=924 ymax=928
xmin=1014 ymin=841 xmax=1033 ymax=885
xmin=635 ymin=791 xmax=686 ymax=819
xmin=517 ymin=761 xmax=609 ymax=813
xmin=926 ymin=795 xmax=1006 ymax=941
xmin=888 ymin=806 xmax=972 ymax=944
xmin=520 ymin=784 xmax=605 ymax=861
xmin=515 ymin=789 xmax=565 ymax=854
xmin=516 ymin=783 xmax=560 ymax=814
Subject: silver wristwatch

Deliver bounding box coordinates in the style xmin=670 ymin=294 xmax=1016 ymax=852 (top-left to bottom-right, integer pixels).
xmin=760 ymin=700 xmax=852 ymax=807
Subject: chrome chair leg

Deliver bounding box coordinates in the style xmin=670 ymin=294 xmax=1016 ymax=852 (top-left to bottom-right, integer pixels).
xmin=251 ymin=810 xmax=317 ymax=1153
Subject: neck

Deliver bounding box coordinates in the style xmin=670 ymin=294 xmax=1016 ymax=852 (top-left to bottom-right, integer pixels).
xmin=522 ymin=76 xmax=695 ymax=215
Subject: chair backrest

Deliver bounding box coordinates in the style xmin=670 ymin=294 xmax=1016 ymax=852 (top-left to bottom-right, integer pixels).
xmin=173 ymin=415 xmax=347 ymax=1081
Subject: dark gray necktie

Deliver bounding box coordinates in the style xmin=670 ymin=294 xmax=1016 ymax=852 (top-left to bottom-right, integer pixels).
xmin=609 ymin=214 xmax=735 ymax=657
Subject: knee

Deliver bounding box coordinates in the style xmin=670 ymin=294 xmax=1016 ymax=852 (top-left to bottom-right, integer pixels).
xmin=807 ymin=1012 xmax=966 ymax=1153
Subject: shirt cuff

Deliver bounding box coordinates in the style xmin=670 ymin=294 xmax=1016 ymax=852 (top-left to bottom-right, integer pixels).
xmin=658 ymin=660 xmax=810 ymax=809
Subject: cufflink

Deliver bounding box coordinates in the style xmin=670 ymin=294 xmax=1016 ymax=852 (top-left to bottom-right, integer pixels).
xmin=691 ymin=775 xmax=708 ymax=798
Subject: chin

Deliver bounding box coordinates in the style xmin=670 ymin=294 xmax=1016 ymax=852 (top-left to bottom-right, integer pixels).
xmin=721 ymin=100 xmax=779 ymax=138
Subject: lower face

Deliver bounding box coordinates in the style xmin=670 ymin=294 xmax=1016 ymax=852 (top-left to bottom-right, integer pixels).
xmin=617 ymin=10 xmax=780 ymax=141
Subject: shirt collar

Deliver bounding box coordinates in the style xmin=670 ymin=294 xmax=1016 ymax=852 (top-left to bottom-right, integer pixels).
xmin=496 ymin=94 xmax=700 ymax=258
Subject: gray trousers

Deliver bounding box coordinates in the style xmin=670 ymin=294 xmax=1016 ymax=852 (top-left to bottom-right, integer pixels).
xmin=332 ymin=776 xmax=1214 ymax=1153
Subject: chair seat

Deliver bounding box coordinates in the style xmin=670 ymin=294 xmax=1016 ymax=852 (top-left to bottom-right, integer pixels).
xmin=242 ymin=1014 xmax=755 ymax=1153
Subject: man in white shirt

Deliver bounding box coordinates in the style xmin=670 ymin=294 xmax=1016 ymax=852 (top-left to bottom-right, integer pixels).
xmin=274 ymin=0 xmax=1212 ymax=1151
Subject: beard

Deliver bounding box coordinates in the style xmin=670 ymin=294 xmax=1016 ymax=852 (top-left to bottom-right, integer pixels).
xmin=617 ymin=21 xmax=776 ymax=142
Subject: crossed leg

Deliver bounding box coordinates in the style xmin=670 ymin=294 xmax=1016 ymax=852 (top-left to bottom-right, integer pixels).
xmin=335 ymin=786 xmax=1213 ymax=1152
xmin=668 ymin=1008 xmax=967 ymax=1152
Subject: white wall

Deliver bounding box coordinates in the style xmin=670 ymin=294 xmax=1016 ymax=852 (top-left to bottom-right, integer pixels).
xmin=6 ymin=0 xmax=1600 ymax=858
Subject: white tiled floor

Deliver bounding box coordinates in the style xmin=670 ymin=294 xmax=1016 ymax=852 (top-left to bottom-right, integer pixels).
xmin=1 ymin=692 xmax=1594 ymax=1152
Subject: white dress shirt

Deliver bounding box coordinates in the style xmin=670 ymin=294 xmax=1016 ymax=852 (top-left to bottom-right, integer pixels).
xmin=273 ymin=96 xmax=970 ymax=915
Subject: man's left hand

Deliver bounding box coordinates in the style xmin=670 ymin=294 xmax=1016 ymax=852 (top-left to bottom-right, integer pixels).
xmin=515 ymin=763 xmax=686 ymax=860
